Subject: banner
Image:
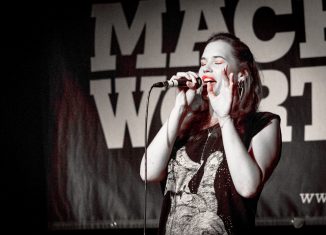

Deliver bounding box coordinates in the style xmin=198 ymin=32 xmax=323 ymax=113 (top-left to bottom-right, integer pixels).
xmin=46 ymin=0 xmax=326 ymax=230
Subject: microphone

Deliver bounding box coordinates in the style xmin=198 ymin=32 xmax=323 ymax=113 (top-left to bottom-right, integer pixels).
xmin=153 ymin=77 xmax=202 ymax=89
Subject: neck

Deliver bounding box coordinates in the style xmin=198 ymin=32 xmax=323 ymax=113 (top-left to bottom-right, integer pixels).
xmin=200 ymin=106 xmax=218 ymax=129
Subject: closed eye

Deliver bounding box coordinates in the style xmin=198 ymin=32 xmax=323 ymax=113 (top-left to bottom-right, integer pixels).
xmin=214 ymin=58 xmax=225 ymax=65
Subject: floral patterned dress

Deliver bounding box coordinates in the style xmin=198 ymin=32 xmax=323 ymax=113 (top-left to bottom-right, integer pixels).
xmin=158 ymin=112 xmax=280 ymax=235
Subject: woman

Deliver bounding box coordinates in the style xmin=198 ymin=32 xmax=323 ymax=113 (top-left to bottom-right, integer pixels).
xmin=140 ymin=32 xmax=282 ymax=234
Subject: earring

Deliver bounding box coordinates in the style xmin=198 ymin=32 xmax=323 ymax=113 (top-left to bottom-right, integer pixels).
xmin=238 ymin=80 xmax=244 ymax=100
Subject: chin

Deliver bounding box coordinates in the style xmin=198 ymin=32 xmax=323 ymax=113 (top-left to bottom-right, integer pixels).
xmin=202 ymin=94 xmax=209 ymax=101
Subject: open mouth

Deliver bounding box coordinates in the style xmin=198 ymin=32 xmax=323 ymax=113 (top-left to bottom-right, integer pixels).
xmin=200 ymin=74 xmax=216 ymax=99
xmin=201 ymin=74 xmax=216 ymax=84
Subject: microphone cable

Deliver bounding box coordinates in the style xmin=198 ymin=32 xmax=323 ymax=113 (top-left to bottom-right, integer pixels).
xmin=143 ymin=85 xmax=155 ymax=235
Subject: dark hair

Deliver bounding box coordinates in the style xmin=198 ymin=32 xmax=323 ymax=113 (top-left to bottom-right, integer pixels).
xmin=207 ymin=32 xmax=262 ymax=133
xmin=179 ymin=32 xmax=262 ymax=138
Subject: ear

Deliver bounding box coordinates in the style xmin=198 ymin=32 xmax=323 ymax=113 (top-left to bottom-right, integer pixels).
xmin=237 ymin=69 xmax=249 ymax=82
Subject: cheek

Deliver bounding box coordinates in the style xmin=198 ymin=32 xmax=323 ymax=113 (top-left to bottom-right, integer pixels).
xmin=198 ymin=68 xmax=204 ymax=78
xmin=213 ymin=65 xmax=225 ymax=76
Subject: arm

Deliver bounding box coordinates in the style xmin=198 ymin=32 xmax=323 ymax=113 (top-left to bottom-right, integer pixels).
xmin=220 ymin=116 xmax=281 ymax=198
xmin=140 ymin=104 xmax=185 ymax=182
xmin=140 ymin=71 xmax=199 ymax=182
xmin=208 ymin=68 xmax=281 ymax=198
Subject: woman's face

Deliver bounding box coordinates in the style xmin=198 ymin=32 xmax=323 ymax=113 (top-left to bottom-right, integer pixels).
xmin=198 ymin=40 xmax=238 ymax=99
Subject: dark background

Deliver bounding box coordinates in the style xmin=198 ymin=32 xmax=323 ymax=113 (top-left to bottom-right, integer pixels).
xmin=4 ymin=1 xmax=325 ymax=234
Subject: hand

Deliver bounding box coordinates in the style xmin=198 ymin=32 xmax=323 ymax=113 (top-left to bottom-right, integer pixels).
xmin=207 ymin=66 xmax=234 ymax=119
xmin=172 ymin=71 xmax=199 ymax=110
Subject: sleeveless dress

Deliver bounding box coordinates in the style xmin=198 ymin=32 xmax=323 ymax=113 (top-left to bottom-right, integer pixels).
xmin=158 ymin=112 xmax=281 ymax=235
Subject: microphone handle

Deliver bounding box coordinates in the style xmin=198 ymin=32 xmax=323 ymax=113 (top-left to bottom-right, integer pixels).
xmin=154 ymin=77 xmax=202 ymax=88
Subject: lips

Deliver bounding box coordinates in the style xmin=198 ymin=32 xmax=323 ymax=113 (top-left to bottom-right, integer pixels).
xmin=200 ymin=74 xmax=216 ymax=100
xmin=201 ymin=74 xmax=216 ymax=83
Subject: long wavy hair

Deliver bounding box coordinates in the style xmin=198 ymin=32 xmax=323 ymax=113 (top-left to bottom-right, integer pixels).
xmin=179 ymin=32 xmax=262 ymax=139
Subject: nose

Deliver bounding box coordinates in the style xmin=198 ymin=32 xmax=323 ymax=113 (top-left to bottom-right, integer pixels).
xmin=203 ymin=64 xmax=213 ymax=73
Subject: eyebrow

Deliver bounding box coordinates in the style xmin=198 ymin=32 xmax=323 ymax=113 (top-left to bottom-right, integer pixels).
xmin=201 ymin=56 xmax=227 ymax=60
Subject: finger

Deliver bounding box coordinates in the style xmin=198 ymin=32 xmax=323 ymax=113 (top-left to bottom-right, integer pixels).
xmin=175 ymin=72 xmax=191 ymax=89
xmin=229 ymin=72 xmax=234 ymax=87
xmin=187 ymin=71 xmax=198 ymax=89
xmin=169 ymin=75 xmax=181 ymax=90
xmin=189 ymin=71 xmax=203 ymax=88
xmin=207 ymin=82 xmax=216 ymax=100
xmin=187 ymin=71 xmax=198 ymax=82
xmin=222 ymin=65 xmax=229 ymax=87
xmin=170 ymin=75 xmax=177 ymax=81
xmin=186 ymin=80 xmax=196 ymax=89
xmin=176 ymin=72 xmax=189 ymax=80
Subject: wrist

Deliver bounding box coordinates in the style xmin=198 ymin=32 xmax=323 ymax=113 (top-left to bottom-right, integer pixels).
xmin=172 ymin=104 xmax=188 ymax=116
xmin=218 ymin=115 xmax=232 ymax=128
